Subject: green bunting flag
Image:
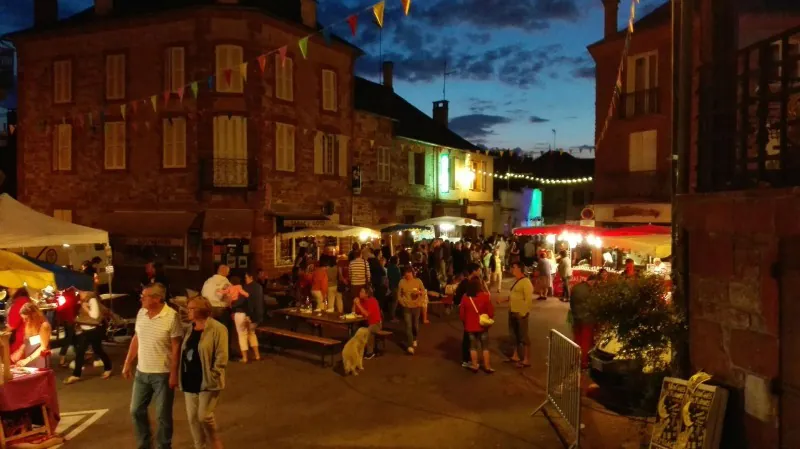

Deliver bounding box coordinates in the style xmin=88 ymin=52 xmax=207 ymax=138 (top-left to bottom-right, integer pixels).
xmin=298 ymin=36 xmax=309 ymax=59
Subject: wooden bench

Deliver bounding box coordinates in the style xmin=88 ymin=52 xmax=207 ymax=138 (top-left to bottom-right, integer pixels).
xmin=256 ymin=326 xmax=341 ymax=367
xmin=374 ymin=329 xmax=393 ymax=353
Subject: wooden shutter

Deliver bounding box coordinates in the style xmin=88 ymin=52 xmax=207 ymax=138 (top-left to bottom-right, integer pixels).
xmin=215 ymin=45 xmax=227 ymax=91
xmin=314 ymin=131 xmax=323 ymax=174
xmin=231 ymin=46 xmax=243 ymax=93
xmin=322 ymin=70 xmax=337 ymax=111
xmin=54 ymin=61 xmax=71 ymax=104
xmin=424 ymin=148 xmax=432 ymax=186
xmin=276 ymin=58 xmax=294 ymax=101
xmin=286 ymin=125 xmax=295 ymax=171
xmin=105 ymin=122 xmax=126 ymax=169
xmin=165 ymin=47 xmax=185 ymax=92
xmin=408 ymin=151 xmax=415 ymax=184
xmin=628 ymin=132 xmax=642 ymax=171
xmin=642 ymin=129 xmax=657 ymax=171
xmin=338 ymin=135 xmax=348 ymax=177
xmin=106 ymin=54 xmax=125 ymax=100
xmin=52 ymin=124 xmax=71 ymax=171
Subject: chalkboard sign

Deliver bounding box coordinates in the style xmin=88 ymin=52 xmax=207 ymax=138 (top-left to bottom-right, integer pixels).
xmin=650 ymin=375 xmax=728 ymax=449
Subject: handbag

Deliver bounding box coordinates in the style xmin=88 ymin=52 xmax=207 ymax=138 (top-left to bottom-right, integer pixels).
xmin=468 ymin=296 xmax=494 ymax=328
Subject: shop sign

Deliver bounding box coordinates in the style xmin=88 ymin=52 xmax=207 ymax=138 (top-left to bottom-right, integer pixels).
xmin=284 ymin=219 xmax=328 ymax=228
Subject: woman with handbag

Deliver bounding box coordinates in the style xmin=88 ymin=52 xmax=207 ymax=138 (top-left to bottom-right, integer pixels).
xmin=459 ymin=278 xmax=495 ymax=373
xmin=64 ymin=292 xmax=112 ymax=384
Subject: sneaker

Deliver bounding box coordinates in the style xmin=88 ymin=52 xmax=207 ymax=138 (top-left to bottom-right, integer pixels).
xmin=102 ymin=370 xmax=112 ymax=379
xmin=407 ymin=347 xmax=415 ymax=355
xmin=461 ymin=362 xmax=472 ymax=368
xmin=63 ymin=376 xmax=80 ymax=385
xmin=413 ymin=340 xmax=418 ymax=348
xmin=364 ymin=353 xmax=376 ymax=360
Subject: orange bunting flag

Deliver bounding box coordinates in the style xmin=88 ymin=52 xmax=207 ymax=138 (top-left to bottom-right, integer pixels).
xmin=239 ymin=62 xmax=248 ymax=82
xmin=8 ymin=124 xmax=15 ymax=135
xmin=347 ymin=15 xmax=358 ymax=36
xmin=190 ymin=81 xmax=199 ymax=98
xmin=151 ymin=95 xmax=158 ymax=112
xmin=258 ymin=54 xmax=267 ymax=73
xmin=177 ymin=86 xmax=185 ymax=102
xmin=298 ymin=36 xmax=309 ymax=59
xmin=279 ymin=46 xmax=287 ymax=67
xmin=373 ymin=1 xmax=385 ymax=27
xmin=224 ymin=68 xmax=233 ymax=86
xmin=120 ymin=104 xmax=126 ymax=120
xmin=401 ymin=0 xmax=411 ymax=15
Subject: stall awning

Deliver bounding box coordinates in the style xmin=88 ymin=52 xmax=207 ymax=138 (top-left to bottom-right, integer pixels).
xmin=0 ymin=194 xmax=109 ymax=248
xmin=0 ymin=250 xmax=57 ymax=290
xmin=379 ymin=223 xmax=432 ymax=233
xmin=95 ymin=211 xmax=197 ymax=238
xmin=203 ymin=209 xmax=254 ymax=239
xmin=414 ymin=216 xmax=481 ymax=227
xmin=513 ymin=224 xmax=598 ymax=236
xmin=279 ymin=225 xmax=380 ymax=240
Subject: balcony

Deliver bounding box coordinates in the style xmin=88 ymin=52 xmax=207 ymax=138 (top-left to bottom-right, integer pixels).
xmin=618 ymin=88 xmax=660 ymax=119
xmin=594 ymin=170 xmax=671 ymax=203
xmin=698 ymin=25 xmax=800 ymax=191
xmin=199 ymin=158 xmax=259 ymax=191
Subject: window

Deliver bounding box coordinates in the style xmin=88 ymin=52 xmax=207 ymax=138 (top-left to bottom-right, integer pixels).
xmin=163 ymin=117 xmax=187 ymax=168
xmin=377 ymin=146 xmax=390 ymax=182
xmin=164 ymin=47 xmax=185 ymax=93
xmin=275 ymin=55 xmax=294 ymax=101
xmin=628 ymin=129 xmax=657 ymax=172
xmin=53 ymin=60 xmax=72 ymax=104
xmin=215 ymin=45 xmax=244 ymax=93
xmin=414 ymin=152 xmax=425 ymax=185
xmin=52 ymin=124 xmax=72 ymax=171
xmin=212 ymin=115 xmax=248 ymax=187
xmin=104 ymin=122 xmax=126 ymax=170
xmin=53 ymin=209 xmax=72 ymax=223
xmin=322 ymin=134 xmax=337 ymax=175
xmin=275 ymin=123 xmax=296 ymax=172
xmin=322 ymin=69 xmax=337 ymax=111
xmin=770 ymin=39 xmax=800 ymax=81
xmin=471 ymin=161 xmax=480 ymax=191
xmin=449 ymin=156 xmax=456 ymax=190
xmin=626 ymin=52 xmax=657 ymax=93
xmin=106 ymin=54 xmax=126 ymax=100
xmin=480 ymin=161 xmax=487 ymax=192
xmin=275 ymin=236 xmax=294 ymax=267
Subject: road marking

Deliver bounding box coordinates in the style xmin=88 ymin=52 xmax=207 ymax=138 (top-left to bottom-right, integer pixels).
xmin=53 ymin=409 xmax=108 ymax=447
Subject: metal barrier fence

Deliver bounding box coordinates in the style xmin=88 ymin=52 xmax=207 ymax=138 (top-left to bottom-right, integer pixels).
xmin=532 ymin=329 xmax=582 ymax=449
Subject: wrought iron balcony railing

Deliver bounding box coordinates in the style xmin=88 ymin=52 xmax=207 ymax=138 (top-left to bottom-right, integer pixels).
xmin=199 ymin=158 xmax=258 ymax=191
xmin=618 ymin=88 xmax=660 ymax=119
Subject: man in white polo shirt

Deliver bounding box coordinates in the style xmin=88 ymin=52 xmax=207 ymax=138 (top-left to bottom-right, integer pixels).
xmin=122 ymin=283 xmax=183 ymax=449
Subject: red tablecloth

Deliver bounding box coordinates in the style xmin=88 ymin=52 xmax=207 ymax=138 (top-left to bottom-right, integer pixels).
xmin=0 ymin=370 xmax=60 ymax=433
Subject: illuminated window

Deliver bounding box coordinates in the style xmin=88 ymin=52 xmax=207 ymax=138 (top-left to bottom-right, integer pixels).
xmin=215 ymin=45 xmax=243 ymax=93
xmin=531 ymin=189 xmax=543 ymax=220
xmin=439 ymin=153 xmax=450 ymax=193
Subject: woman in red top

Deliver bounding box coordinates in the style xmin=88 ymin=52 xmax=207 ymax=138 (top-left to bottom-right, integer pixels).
xmin=354 ymin=286 xmax=382 ymax=359
xmin=459 ymin=278 xmax=495 ymax=373
xmin=6 ymin=288 xmax=32 ymax=355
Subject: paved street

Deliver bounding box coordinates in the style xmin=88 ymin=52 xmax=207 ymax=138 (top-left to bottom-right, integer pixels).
xmin=53 ymin=279 xmax=642 ymax=449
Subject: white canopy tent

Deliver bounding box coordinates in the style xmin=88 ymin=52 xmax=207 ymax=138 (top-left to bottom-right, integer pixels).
xmin=414 ymin=216 xmax=482 ymax=228
xmin=0 ymin=194 xmax=109 ymax=249
xmin=279 ymin=225 xmax=380 ymax=240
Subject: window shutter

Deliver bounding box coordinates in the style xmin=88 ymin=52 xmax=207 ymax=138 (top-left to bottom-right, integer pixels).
xmin=314 ymin=131 xmax=323 ymax=174
xmin=408 ymin=151 xmax=415 ymax=184
xmin=628 ymin=132 xmax=641 ymax=171
xmin=274 ymin=55 xmax=282 ymax=99
xmin=166 ymin=47 xmax=185 ymax=93
xmin=424 ymin=148 xmax=432 ymax=186
xmin=642 ymin=130 xmax=657 ymax=171
xmin=104 ymin=123 xmax=114 ymax=168
xmin=284 ymin=59 xmax=294 ymax=101
xmin=116 ymin=123 xmax=126 ymax=168
xmin=287 ymin=125 xmax=295 ymax=171
xmin=215 ymin=46 xmax=227 ymax=92
xmin=175 ymin=118 xmax=186 ymax=167
xmin=60 ymin=125 xmax=71 ymax=170
xmin=163 ymin=119 xmax=173 ymax=167
xmin=338 ymin=135 xmax=348 ymax=177
xmin=52 ymin=127 xmax=59 ymax=170
xmin=232 ymin=46 xmax=243 ymax=93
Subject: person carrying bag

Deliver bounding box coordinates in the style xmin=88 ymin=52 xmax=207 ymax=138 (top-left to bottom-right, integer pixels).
xmin=459 ymin=278 xmax=495 ymax=373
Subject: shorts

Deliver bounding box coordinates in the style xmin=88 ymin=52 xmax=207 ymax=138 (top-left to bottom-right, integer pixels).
xmin=508 ymin=312 xmax=530 ymax=346
xmin=468 ymin=331 xmax=489 ymax=351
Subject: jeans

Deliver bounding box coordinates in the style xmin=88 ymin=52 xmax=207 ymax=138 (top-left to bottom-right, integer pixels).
xmin=326 ymin=286 xmax=342 ymax=313
xmin=233 ymin=312 xmax=258 ymax=353
xmin=366 ymin=323 xmax=382 ymax=354
xmin=403 ymin=307 xmax=421 ymax=348
xmin=562 ymin=276 xmax=571 ymax=300
xmin=131 ymin=371 xmax=175 ymax=449
xmin=184 ymin=391 xmax=221 ymax=449
xmin=73 ymin=326 xmax=112 ymax=377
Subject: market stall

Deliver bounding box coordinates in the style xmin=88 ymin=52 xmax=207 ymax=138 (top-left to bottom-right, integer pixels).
xmin=278 ymin=225 xmax=382 ymax=261
xmin=379 ymin=224 xmax=433 ymax=250
xmin=414 ymin=216 xmax=481 ymax=242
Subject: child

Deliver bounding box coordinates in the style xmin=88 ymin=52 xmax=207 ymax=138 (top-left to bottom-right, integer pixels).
xmin=354 ymin=287 xmax=382 ymax=359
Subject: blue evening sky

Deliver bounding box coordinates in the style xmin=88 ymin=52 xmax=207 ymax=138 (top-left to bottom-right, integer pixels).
xmin=0 ymin=0 xmax=667 ymax=152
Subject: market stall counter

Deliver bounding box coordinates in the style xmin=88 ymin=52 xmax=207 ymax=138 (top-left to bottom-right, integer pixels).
xmin=0 ymin=368 xmax=62 ymax=448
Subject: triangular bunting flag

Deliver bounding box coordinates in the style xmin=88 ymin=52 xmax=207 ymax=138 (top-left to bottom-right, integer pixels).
xmin=322 ymin=28 xmax=332 ymax=45
xmin=373 ymin=1 xmax=385 ymax=27
xmin=279 ymin=46 xmax=287 ymax=67
xmin=347 ymin=15 xmax=358 ymax=37
xmin=298 ymin=37 xmax=309 ymax=59
xmin=207 ymin=76 xmax=214 ymax=90
xmin=163 ymin=91 xmax=170 ymax=106
xmin=8 ymin=125 xmax=15 ymax=135
xmin=177 ymin=86 xmax=185 ymax=102
xmin=257 ymin=55 xmax=267 ymax=73
xmin=191 ymin=82 xmax=199 ymax=98
xmin=120 ymin=104 xmax=126 ymax=120
xmin=401 ymin=0 xmax=411 ymax=15
xmin=239 ymin=62 xmax=248 ymax=82
xmin=224 ymin=69 xmax=232 ymax=86
xmin=369 ymin=139 xmax=375 ymax=147
xmin=151 ymin=95 xmax=158 ymax=112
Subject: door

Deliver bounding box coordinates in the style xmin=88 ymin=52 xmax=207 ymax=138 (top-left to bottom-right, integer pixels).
xmin=780 ymin=236 xmax=800 ymax=448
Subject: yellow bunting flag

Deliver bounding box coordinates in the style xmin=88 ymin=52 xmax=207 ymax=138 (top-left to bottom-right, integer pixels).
xmin=298 ymin=36 xmax=309 ymax=59
xmin=190 ymin=81 xmax=199 ymax=98
xmin=257 ymin=54 xmax=267 ymax=73
xmin=373 ymin=1 xmax=385 ymax=27
xmin=120 ymin=104 xmax=126 ymax=120
xmin=401 ymin=0 xmax=411 ymax=15
xmin=8 ymin=125 xmax=15 ymax=135
xmin=151 ymin=95 xmax=158 ymax=112
xmin=239 ymin=62 xmax=248 ymax=82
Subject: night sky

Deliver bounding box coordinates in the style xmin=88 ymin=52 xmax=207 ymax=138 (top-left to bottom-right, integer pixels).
xmin=0 ymin=0 xmax=667 ymax=151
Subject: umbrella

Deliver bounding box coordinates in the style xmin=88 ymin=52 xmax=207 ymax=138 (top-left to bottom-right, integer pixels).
xmin=0 ymin=250 xmax=57 ymax=291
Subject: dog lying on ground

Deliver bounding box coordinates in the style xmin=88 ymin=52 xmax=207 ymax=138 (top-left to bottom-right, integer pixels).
xmin=342 ymin=327 xmax=371 ymax=376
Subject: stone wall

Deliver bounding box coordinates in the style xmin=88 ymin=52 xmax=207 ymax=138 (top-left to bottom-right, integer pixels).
xmin=678 ymin=188 xmax=800 ymax=448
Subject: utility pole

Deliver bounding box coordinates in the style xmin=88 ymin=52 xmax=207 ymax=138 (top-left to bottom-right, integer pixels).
xmin=552 ymin=129 xmax=557 ymax=152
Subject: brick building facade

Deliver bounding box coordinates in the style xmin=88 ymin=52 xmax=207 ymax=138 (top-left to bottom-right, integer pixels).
xmin=588 ymin=1 xmax=674 ymax=226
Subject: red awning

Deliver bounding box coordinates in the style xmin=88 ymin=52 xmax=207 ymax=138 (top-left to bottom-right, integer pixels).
xmin=602 ymin=225 xmax=671 ymax=237
xmin=513 ymin=225 xmax=598 ymax=236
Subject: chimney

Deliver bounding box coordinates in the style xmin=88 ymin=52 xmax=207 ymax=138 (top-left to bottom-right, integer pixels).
xmin=300 ymin=0 xmax=317 ymax=28
xmin=433 ymin=100 xmax=449 ymax=128
xmin=33 ymin=0 xmax=58 ymax=27
xmin=95 ymin=0 xmax=113 ymax=16
xmin=382 ymin=61 xmax=394 ymax=91
xmin=602 ymin=0 xmax=619 ymax=38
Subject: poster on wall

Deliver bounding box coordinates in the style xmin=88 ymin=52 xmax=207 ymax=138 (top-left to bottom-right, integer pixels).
xmin=352 ymin=165 xmax=362 ymax=195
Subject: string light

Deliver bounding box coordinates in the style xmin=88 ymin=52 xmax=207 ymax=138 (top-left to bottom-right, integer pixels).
xmin=478 ymin=170 xmax=593 ymax=185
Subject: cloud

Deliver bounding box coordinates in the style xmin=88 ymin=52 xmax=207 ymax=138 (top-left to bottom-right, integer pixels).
xmin=466 ymin=32 xmax=491 ymax=45
xmin=507 ymin=108 xmax=528 ymax=115
xmin=415 ymin=0 xmax=583 ymax=31
xmin=529 ymin=116 xmax=549 ymax=123
xmin=468 ymin=98 xmax=496 ymax=114
xmin=449 ymin=114 xmax=511 ymax=141
xmin=571 ymin=65 xmax=596 ymax=80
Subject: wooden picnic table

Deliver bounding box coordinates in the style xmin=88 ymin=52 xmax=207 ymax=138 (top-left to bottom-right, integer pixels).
xmin=273 ymin=308 xmax=366 ymax=337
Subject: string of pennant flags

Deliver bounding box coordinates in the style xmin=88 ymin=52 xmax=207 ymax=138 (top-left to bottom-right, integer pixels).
xmin=477 ymin=169 xmax=593 ymax=185
xmin=9 ymin=0 xmax=411 ymax=135
xmin=595 ymin=0 xmax=640 ymax=153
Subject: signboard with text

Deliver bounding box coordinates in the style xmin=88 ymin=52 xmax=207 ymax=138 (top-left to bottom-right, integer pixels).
xmin=650 ymin=376 xmax=728 ymax=449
